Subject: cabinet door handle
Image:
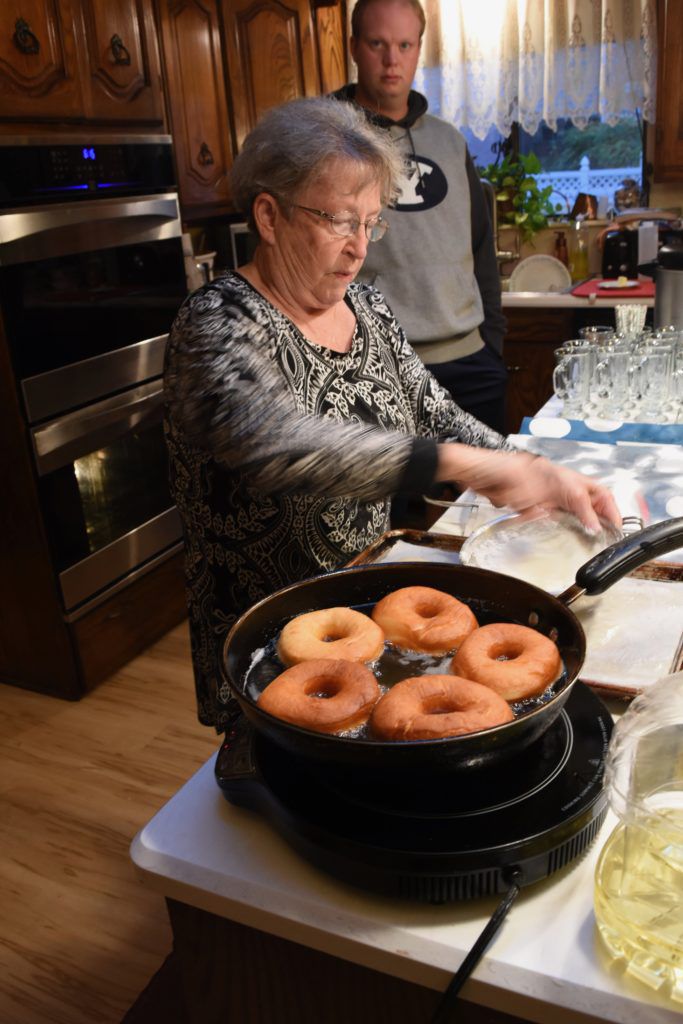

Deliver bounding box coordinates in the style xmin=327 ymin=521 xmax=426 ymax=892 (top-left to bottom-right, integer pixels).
xmin=13 ymin=18 xmax=40 ymax=55
xmin=110 ymin=33 xmax=131 ymax=65
xmin=197 ymin=142 xmax=215 ymax=166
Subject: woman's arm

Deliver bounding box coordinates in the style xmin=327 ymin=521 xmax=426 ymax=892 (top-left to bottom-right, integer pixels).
xmin=164 ymin=279 xmax=417 ymax=501
xmin=436 ymin=444 xmax=622 ymax=532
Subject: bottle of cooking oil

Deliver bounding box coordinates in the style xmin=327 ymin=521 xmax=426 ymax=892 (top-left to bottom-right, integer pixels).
xmin=570 ymin=215 xmax=590 ymax=282
xmin=594 ymin=671 xmax=683 ymax=1003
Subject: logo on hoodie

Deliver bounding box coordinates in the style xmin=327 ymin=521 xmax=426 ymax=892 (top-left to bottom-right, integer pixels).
xmin=394 ymin=155 xmax=448 ymax=212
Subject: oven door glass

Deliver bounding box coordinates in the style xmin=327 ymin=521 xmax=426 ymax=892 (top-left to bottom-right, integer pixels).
xmin=0 ymin=236 xmax=187 ymax=380
xmin=35 ymin=386 xmax=181 ymax=611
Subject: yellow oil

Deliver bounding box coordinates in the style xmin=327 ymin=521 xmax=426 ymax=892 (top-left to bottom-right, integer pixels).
xmin=570 ymin=242 xmax=589 ymax=283
xmin=594 ymin=811 xmax=683 ymax=1002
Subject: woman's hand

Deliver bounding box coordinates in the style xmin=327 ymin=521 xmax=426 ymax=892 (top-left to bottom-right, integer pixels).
xmin=436 ymin=445 xmax=622 ymax=533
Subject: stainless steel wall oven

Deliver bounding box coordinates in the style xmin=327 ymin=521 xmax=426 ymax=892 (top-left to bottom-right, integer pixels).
xmin=0 ymin=136 xmax=188 ymax=696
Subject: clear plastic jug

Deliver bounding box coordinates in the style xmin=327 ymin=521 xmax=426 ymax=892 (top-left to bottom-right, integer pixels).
xmin=594 ymin=671 xmax=683 ymax=1001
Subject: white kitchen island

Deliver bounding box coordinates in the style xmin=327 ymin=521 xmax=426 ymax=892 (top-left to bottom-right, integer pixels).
xmin=130 ymin=744 xmax=681 ymax=1024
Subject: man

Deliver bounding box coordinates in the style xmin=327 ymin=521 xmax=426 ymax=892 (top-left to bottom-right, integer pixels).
xmin=333 ymin=0 xmax=508 ymax=436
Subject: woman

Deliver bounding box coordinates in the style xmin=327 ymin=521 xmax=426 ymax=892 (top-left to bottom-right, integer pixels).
xmin=165 ymin=97 xmax=619 ymax=732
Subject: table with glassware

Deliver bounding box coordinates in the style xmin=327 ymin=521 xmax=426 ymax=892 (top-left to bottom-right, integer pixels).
xmin=551 ymin=321 xmax=682 ymax=425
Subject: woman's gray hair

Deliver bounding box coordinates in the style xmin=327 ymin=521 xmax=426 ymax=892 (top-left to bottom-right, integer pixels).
xmin=230 ymin=96 xmax=402 ymax=231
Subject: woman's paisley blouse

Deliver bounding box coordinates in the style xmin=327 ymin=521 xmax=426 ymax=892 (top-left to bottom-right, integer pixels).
xmin=164 ymin=272 xmax=506 ymax=730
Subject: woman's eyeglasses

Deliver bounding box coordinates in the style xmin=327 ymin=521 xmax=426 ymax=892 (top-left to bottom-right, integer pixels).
xmin=292 ymin=204 xmax=388 ymax=242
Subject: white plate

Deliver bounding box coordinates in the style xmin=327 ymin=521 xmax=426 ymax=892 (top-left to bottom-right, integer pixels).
xmin=597 ymin=279 xmax=639 ymax=289
xmin=509 ymin=254 xmax=572 ymax=293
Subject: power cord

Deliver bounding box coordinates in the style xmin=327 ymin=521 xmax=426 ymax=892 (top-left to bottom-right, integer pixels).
xmin=428 ymin=870 xmax=523 ymax=1024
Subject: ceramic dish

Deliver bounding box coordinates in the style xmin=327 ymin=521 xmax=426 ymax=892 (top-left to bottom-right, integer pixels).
xmin=597 ymin=279 xmax=639 ymax=289
xmin=509 ymin=254 xmax=572 ymax=293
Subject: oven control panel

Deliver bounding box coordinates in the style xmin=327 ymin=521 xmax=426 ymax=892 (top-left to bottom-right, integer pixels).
xmin=0 ymin=138 xmax=176 ymax=207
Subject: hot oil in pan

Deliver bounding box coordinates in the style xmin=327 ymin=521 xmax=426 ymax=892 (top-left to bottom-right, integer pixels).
xmin=244 ymin=602 xmax=568 ymax=739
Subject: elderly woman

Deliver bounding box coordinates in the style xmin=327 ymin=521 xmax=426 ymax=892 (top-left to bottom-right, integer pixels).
xmin=165 ymin=96 xmax=619 ymax=732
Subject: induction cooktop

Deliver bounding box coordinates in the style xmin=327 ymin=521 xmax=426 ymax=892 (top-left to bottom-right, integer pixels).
xmin=215 ymin=683 xmax=612 ymax=903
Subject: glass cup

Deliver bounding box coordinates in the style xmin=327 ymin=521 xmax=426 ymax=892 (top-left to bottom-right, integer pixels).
xmin=630 ymin=343 xmax=674 ymax=420
xmin=553 ymin=346 xmax=595 ymax=417
xmin=590 ymin=348 xmax=632 ymax=418
xmin=578 ymin=325 xmax=616 ymax=345
xmin=615 ymin=304 xmax=648 ymax=338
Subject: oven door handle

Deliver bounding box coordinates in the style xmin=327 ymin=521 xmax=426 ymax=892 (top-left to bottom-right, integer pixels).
xmin=0 ymin=193 xmax=182 ymax=264
xmin=1 ymin=194 xmax=180 ymax=244
xmin=32 ymin=379 xmax=165 ymax=476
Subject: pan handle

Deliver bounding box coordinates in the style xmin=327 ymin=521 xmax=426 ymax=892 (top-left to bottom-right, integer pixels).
xmin=574 ymin=517 xmax=683 ymax=596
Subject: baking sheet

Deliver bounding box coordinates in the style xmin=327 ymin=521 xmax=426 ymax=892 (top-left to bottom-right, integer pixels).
xmin=348 ymin=529 xmax=683 ymax=699
xmin=572 ymin=578 xmax=683 ymax=698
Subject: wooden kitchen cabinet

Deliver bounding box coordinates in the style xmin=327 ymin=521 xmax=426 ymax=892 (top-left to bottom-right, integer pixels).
xmin=75 ymin=0 xmax=165 ymax=123
xmin=159 ymin=0 xmax=348 ymax=220
xmin=220 ymin=0 xmax=324 ymax=151
xmin=503 ymin=308 xmax=573 ymax=433
xmin=654 ymin=0 xmax=683 ymax=181
xmin=0 ymin=0 xmax=165 ymax=127
xmin=156 ymin=0 xmax=235 ymax=218
xmin=0 ymin=0 xmax=83 ymax=121
xmin=312 ymin=1 xmax=348 ymax=95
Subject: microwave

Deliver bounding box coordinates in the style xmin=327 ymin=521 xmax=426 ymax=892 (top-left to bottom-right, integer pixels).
xmin=229 ymin=221 xmax=259 ymax=268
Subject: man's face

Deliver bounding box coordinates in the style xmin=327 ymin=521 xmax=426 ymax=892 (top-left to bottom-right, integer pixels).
xmin=350 ymin=0 xmax=422 ymax=117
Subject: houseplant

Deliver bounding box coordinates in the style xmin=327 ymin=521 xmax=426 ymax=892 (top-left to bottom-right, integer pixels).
xmin=478 ymin=151 xmax=557 ymax=244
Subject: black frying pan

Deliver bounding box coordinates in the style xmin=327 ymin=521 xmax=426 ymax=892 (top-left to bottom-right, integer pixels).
xmin=223 ymin=517 xmax=683 ymax=774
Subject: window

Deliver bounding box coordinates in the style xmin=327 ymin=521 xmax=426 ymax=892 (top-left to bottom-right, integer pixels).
xmin=463 ymin=117 xmax=645 ymax=215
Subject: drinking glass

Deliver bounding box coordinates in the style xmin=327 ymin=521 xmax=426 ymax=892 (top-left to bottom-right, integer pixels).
xmin=578 ymin=325 xmax=616 ymax=345
xmin=630 ymin=343 xmax=674 ymax=420
xmin=590 ymin=348 xmax=632 ymax=418
xmin=553 ymin=347 xmax=595 ymax=416
xmin=615 ymin=304 xmax=648 ymax=338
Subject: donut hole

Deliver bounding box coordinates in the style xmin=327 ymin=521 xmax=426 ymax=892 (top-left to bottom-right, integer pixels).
xmin=492 ymin=642 xmax=525 ymax=662
xmin=304 ymin=679 xmax=341 ymax=700
xmin=322 ymin=632 xmax=345 ymax=643
xmin=425 ymin=700 xmax=457 ymax=716
xmin=416 ymin=600 xmax=441 ymax=620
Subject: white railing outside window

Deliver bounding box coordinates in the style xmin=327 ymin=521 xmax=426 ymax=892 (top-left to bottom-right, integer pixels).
xmin=533 ymin=156 xmax=642 ymax=213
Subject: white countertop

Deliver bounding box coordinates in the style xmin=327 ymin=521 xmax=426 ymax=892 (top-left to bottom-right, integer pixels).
xmin=502 ymin=290 xmax=655 ymax=309
xmin=131 ymin=755 xmax=681 ymax=1023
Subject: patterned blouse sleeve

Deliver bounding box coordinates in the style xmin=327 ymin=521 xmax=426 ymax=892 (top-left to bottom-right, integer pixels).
xmin=164 ymin=279 xmax=416 ymax=501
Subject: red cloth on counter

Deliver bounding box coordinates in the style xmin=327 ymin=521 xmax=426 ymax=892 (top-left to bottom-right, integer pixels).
xmin=571 ymin=277 xmax=655 ymax=298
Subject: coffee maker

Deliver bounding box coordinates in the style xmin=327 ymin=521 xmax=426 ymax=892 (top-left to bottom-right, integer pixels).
xmin=602 ymin=228 xmax=639 ymax=279
xmin=639 ymin=227 xmax=683 ymax=328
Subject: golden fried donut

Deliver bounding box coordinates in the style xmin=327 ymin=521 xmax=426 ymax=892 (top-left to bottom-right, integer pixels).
xmin=370 ymin=674 xmax=514 ymax=740
xmin=277 ymin=607 xmax=385 ymax=667
xmin=371 ymin=586 xmax=478 ymax=654
xmin=450 ymin=623 xmax=562 ymax=702
xmin=258 ymin=659 xmax=381 ymax=734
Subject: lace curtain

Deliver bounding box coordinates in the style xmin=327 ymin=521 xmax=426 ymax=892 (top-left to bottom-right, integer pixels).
xmin=349 ymin=1 xmax=657 ymax=139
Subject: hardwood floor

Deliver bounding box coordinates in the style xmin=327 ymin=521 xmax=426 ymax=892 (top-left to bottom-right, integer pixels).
xmin=0 ymin=620 xmax=217 ymax=1024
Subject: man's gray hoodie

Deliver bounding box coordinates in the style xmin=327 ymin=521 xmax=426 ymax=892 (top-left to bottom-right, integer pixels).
xmin=331 ymin=84 xmax=506 ymax=362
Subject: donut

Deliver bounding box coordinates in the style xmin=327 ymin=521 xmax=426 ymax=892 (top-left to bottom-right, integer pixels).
xmin=257 ymin=659 xmax=381 ymax=734
xmin=277 ymin=607 xmax=385 ymax=667
xmin=370 ymin=674 xmax=514 ymax=740
xmin=450 ymin=623 xmax=562 ymax=702
xmin=371 ymin=586 xmax=478 ymax=654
